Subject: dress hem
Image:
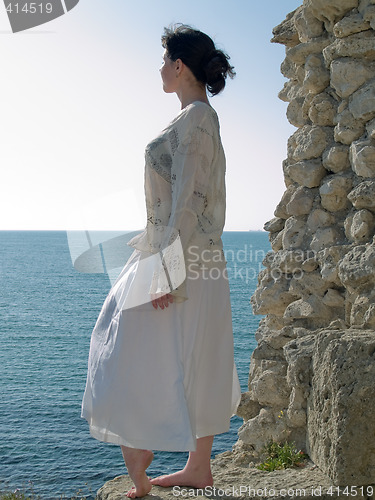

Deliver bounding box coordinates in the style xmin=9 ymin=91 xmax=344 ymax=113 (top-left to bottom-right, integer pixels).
xmin=81 ymin=410 xmax=237 ymax=452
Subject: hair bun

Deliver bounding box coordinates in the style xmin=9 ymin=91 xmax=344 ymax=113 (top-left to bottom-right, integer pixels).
xmin=203 ymin=49 xmax=236 ymax=96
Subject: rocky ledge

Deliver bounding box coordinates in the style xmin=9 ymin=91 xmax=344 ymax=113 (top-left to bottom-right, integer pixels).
xmin=96 ymin=451 xmax=367 ymax=500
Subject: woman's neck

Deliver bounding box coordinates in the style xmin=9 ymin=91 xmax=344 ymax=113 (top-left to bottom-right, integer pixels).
xmin=176 ymin=87 xmax=210 ymax=110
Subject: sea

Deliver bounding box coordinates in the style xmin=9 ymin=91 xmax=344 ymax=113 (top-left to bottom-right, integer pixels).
xmin=0 ymin=230 xmax=271 ymax=499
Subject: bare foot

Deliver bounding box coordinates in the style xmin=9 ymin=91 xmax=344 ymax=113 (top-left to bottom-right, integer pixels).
xmin=150 ymin=467 xmax=213 ymax=488
xmin=121 ymin=447 xmax=154 ymax=498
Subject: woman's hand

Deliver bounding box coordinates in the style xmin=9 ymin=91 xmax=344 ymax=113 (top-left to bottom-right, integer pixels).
xmin=151 ymin=292 xmax=174 ymax=310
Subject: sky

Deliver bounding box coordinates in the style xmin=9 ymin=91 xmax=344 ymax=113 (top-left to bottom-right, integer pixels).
xmin=0 ymin=0 xmax=302 ymax=231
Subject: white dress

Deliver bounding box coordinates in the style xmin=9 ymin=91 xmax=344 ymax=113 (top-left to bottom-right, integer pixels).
xmin=81 ymin=101 xmax=241 ymax=452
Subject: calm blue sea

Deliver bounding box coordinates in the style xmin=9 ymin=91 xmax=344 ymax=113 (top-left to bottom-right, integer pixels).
xmin=0 ymin=230 xmax=270 ymax=499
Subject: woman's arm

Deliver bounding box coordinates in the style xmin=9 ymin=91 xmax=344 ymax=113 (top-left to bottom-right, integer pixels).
xmin=150 ymin=109 xmax=215 ymax=303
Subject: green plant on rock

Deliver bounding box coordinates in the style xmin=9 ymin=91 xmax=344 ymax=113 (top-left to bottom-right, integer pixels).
xmin=257 ymin=440 xmax=308 ymax=472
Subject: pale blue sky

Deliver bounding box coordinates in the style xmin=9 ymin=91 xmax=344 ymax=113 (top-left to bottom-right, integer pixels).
xmin=0 ymin=0 xmax=302 ymax=230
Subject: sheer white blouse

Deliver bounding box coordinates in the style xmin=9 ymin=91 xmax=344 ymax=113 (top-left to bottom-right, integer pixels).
xmin=127 ymin=101 xmax=227 ymax=302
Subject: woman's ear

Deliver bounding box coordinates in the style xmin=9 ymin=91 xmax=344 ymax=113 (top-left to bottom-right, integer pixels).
xmin=174 ymin=58 xmax=183 ymax=77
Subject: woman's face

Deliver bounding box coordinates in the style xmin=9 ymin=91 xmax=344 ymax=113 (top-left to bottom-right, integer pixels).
xmin=160 ymin=50 xmax=178 ymax=93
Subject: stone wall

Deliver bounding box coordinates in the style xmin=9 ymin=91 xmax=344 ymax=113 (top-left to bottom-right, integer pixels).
xmin=236 ymin=0 xmax=375 ymax=486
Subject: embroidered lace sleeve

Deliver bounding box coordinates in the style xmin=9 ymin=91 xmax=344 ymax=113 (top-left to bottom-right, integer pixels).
xmin=164 ymin=112 xmax=214 ymax=301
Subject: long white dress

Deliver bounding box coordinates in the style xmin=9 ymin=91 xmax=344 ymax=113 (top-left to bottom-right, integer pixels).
xmin=81 ymin=101 xmax=241 ymax=452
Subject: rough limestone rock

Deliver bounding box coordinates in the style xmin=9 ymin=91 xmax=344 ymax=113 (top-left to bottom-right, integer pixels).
xmin=308 ymin=92 xmax=337 ymax=126
xmin=248 ymin=358 xmax=290 ymax=408
xmin=319 ymin=175 xmax=352 ymax=212
xmin=286 ymin=159 xmax=326 ymax=187
xmin=345 ymin=208 xmax=375 ymax=242
xmin=333 ymin=11 xmax=371 ymax=38
xmin=304 ymin=0 xmax=359 ymax=28
xmin=348 ymin=180 xmax=375 ymax=209
xmin=287 ymin=38 xmax=331 ymax=66
xmin=338 ymin=242 xmax=375 ymax=289
xmin=271 ymin=9 xmax=300 ymax=47
xmin=288 ymin=125 xmax=332 ymax=161
xmin=350 ymin=138 xmax=375 ymax=177
xmin=334 ymin=107 xmax=365 ymax=145
xmin=303 ymin=55 xmax=330 ymax=94
xmin=330 ymin=58 xmax=375 ymax=98
xmin=294 ymin=6 xmax=324 ymax=42
xmin=282 ymin=216 xmax=308 ymax=250
xmin=274 ymin=185 xmax=296 ymax=219
xmin=349 ymin=80 xmax=375 ymax=121
xmin=323 ymin=31 xmax=375 ymax=65
xmin=286 ymin=186 xmax=315 ymax=215
xmin=96 ymin=456 xmax=356 ymax=500
xmin=287 ymin=96 xmax=309 ymax=127
xmin=307 ymin=208 xmax=335 ymax=230
xmin=310 ymin=226 xmax=342 ymax=251
xmin=245 ymin=0 xmax=375 ymax=489
xmin=307 ymin=330 xmax=375 ymax=485
xmin=322 ymin=143 xmax=350 ymax=173
xmin=366 ymin=117 xmax=375 ymax=138
xmin=263 ymin=217 xmax=285 ymax=233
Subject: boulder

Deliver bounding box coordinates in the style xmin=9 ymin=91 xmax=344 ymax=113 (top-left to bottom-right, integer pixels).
xmin=287 ymin=38 xmax=332 ymax=66
xmin=307 ymin=208 xmax=335 ymax=230
xmin=338 ymin=242 xmax=375 ymax=288
xmin=310 ymin=227 xmax=343 ymax=251
xmin=274 ymin=186 xmax=297 ymax=219
xmin=330 ymin=58 xmax=375 ymax=98
xmin=308 ymin=92 xmax=337 ymax=126
xmin=349 ymin=79 xmax=375 ymax=121
xmin=333 ymin=11 xmax=371 ymax=38
xmin=282 ymin=216 xmax=307 ymax=249
xmin=344 ymin=208 xmax=375 ymax=242
xmin=334 ymin=108 xmax=365 ymax=145
xmin=288 ymin=125 xmax=333 ymax=161
xmin=263 ymin=249 xmax=310 ymax=274
xmin=348 ymin=180 xmax=375 ymax=210
xmin=286 ymin=159 xmax=326 ymax=188
xmin=307 ymin=329 xmax=375 ymax=486
xmin=319 ymin=175 xmax=353 ymax=211
xmin=271 ymin=9 xmax=300 ymax=47
xmin=251 ymin=270 xmax=296 ymax=316
xmin=323 ymin=30 xmax=375 ymax=65
xmin=349 ymin=138 xmax=375 ymax=177
xmin=294 ymin=5 xmax=324 ymax=42
xmin=286 ymin=186 xmax=315 ymax=216
xmin=366 ymin=117 xmax=375 ymax=138
xmin=350 ymin=289 xmax=375 ymax=326
xmin=361 ymin=3 xmax=375 ymax=28
xmin=322 ymin=143 xmax=350 ymax=172
xmin=304 ymin=0 xmax=360 ymax=28
xmin=283 ymin=296 xmax=330 ymax=320
xmin=287 ymin=96 xmax=309 ymax=127
xmin=248 ymin=359 xmax=290 ymax=407
xmin=264 ymin=217 xmax=285 ymax=233
xmin=303 ymin=55 xmax=330 ymax=94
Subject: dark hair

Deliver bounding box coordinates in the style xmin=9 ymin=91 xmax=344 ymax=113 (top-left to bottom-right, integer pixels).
xmin=161 ymin=24 xmax=235 ymax=96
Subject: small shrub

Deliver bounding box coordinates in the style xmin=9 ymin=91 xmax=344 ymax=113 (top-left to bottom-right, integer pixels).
xmin=257 ymin=440 xmax=308 ymax=472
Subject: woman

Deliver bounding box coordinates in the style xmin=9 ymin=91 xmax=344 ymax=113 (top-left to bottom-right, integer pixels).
xmin=81 ymin=24 xmax=241 ymax=498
